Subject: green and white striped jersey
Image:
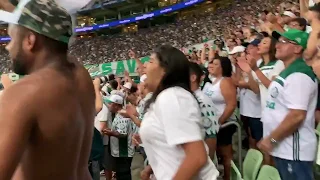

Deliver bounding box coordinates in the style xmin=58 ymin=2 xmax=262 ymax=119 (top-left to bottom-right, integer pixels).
xmin=110 ymin=114 xmax=135 ymax=157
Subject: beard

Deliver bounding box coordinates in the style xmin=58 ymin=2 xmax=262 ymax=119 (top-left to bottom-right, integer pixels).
xmin=12 ymin=49 xmax=28 ymax=75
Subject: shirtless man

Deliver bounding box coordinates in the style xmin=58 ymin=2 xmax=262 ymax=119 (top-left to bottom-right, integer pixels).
xmin=0 ymin=0 xmax=96 ymax=179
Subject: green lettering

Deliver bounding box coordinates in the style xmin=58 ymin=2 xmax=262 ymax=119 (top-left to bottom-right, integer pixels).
xmin=100 ymin=63 xmax=113 ymax=75
xmin=266 ymin=101 xmax=275 ymax=109
xmin=126 ymin=60 xmax=136 ymax=73
xmin=140 ymin=56 xmax=150 ymax=63
xmin=116 ymin=61 xmax=125 ymax=75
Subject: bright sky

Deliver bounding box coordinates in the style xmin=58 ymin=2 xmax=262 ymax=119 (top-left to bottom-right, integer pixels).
xmin=55 ymin=0 xmax=94 ymax=14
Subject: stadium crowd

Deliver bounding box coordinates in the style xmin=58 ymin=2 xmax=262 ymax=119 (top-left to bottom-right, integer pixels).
xmin=0 ymin=0 xmax=288 ymax=72
xmin=83 ymin=0 xmax=320 ymax=179
xmin=68 ymin=0 xmax=286 ymax=64
xmin=1 ymin=0 xmax=320 ymax=180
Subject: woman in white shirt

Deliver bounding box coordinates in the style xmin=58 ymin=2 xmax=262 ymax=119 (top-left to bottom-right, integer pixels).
xmin=139 ymin=45 xmax=219 ymax=180
xmin=240 ymin=35 xmax=284 ymax=110
xmin=202 ymin=57 xmax=237 ymax=180
xmin=238 ymin=34 xmax=284 ymax=166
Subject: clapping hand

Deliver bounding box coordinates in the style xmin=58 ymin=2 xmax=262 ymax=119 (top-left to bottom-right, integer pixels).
xmin=246 ymin=54 xmax=259 ymax=71
xmin=237 ymin=56 xmax=252 ymax=73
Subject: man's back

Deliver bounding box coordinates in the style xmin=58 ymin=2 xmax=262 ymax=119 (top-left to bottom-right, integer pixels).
xmin=0 ymin=61 xmax=96 ymax=180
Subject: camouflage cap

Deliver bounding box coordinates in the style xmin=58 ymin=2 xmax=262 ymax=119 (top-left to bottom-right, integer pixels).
xmin=0 ymin=0 xmax=72 ymax=44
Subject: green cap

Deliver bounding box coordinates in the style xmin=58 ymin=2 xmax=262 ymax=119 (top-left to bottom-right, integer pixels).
xmin=272 ymin=29 xmax=309 ymax=49
xmin=0 ymin=0 xmax=72 ymax=44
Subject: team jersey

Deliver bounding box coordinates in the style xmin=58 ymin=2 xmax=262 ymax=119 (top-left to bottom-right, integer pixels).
xmin=262 ymin=59 xmax=318 ymax=161
xmin=194 ymin=89 xmax=219 ymax=139
xmin=110 ymin=114 xmax=135 ymax=157
xmin=253 ymin=60 xmax=284 ymax=110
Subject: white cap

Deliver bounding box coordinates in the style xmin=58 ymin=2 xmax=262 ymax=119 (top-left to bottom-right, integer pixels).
xmin=123 ymin=82 xmax=132 ymax=90
xmin=282 ymin=11 xmax=296 ymax=18
xmin=111 ymin=90 xmax=125 ymax=98
xmin=105 ymin=94 xmax=123 ymax=105
xmin=140 ymin=74 xmax=147 ymax=83
xmin=229 ymin=46 xmax=246 ymax=55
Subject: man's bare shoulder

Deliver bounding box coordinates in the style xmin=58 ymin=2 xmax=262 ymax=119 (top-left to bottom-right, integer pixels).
xmin=1 ymin=75 xmax=41 ymax=101
xmin=0 ymin=75 xmax=41 ymax=119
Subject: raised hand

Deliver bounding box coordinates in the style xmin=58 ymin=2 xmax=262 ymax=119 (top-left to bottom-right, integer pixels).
xmin=237 ymin=57 xmax=252 ymax=73
xmin=246 ymin=54 xmax=259 ymax=71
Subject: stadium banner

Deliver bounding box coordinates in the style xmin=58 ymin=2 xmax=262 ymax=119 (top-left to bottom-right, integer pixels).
xmin=84 ymin=56 xmax=150 ymax=77
xmin=0 ymin=56 xmax=150 ymax=86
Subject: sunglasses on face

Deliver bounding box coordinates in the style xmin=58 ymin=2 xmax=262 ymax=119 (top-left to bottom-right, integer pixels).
xmin=278 ymin=39 xmax=298 ymax=45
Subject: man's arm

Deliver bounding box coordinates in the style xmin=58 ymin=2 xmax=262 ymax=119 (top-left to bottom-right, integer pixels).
xmin=93 ymin=78 xmax=102 ymax=114
xmin=0 ymin=0 xmax=15 ymax=12
xmin=0 ymin=82 xmax=35 ymax=180
xmin=270 ymin=109 xmax=306 ymax=142
xmin=270 ymin=73 xmax=315 ymax=142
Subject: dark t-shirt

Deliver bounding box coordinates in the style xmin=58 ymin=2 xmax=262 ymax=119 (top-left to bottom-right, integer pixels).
xmin=89 ymin=128 xmax=104 ymax=161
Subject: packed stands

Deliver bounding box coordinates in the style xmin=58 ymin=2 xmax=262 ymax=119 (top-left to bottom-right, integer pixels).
xmin=2 ymin=0 xmax=320 ymax=180
xmin=0 ymin=0 xmax=286 ymax=73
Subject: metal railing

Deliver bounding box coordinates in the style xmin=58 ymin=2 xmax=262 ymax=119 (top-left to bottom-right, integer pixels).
xmin=220 ymin=120 xmax=242 ymax=172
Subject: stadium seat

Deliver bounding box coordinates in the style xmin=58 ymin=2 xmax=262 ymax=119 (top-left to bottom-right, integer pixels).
xmin=231 ymin=160 xmax=242 ymax=180
xmin=256 ymin=165 xmax=281 ymax=180
xmin=230 ymin=149 xmax=263 ymax=180
xmin=316 ymin=123 xmax=320 ymax=136
xmin=242 ymin=149 xmax=263 ymax=180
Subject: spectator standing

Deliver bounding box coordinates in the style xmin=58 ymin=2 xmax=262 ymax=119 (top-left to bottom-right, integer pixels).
xmin=189 ymin=62 xmax=220 ymax=160
xmin=103 ymin=94 xmax=135 ymax=180
xmin=140 ymin=45 xmax=219 ymax=179
xmin=259 ymin=29 xmax=317 ymax=180
xmin=95 ymin=103 xmax=113 ymax=180
xmin=202 ymin=57 xmax=237 ymax=180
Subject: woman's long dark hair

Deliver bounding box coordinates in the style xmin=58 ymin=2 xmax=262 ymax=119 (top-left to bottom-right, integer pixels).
xmin=261 ymin=33 xmax=278 ymax=62
xmin=208 ymin=56 xmax=233 ymax=77
xmin=144 ymin=45 xmax=192 ymax=110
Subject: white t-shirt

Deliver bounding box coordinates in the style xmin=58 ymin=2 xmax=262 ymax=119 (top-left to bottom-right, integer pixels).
xmin=262 ymin=59 xmax=318 ymax=161
xmin=253 ymin=60 xmax=284 ymax=110
xmin=94 ymin=104 xmax=112 ymax=145
xmin=239 ymin=75 xmax=261 ymax=118
xmin=309 ymin=0 xmax=315 ymax=7
xmin=140 ymin=87 xmax=219 ymax=180
xmin=240 ymin=60 xmax=262 ymax=118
